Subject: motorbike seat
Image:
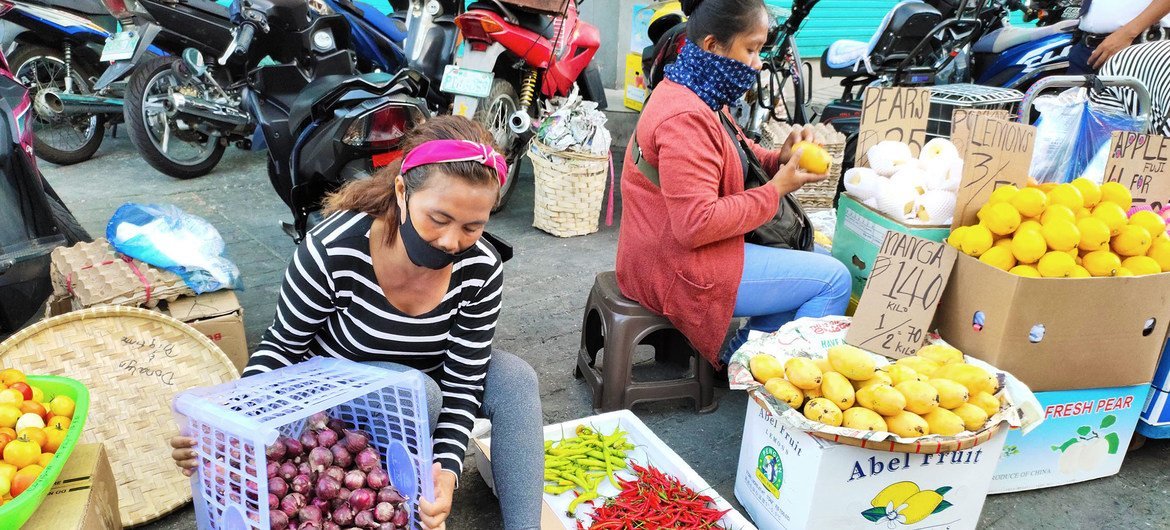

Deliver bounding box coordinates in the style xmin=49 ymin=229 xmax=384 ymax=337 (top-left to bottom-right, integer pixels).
xmin=467 ymin=1 xmax=556 ymax=40
xmin=972 ymin=19 xmax=1076 ymax=54
xmin=340 ymin=0 xmax=409 ymax=42
xmin=821 ymin=0 xmax=942 ymax=77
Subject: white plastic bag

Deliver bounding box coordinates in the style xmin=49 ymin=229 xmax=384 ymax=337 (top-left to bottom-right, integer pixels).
xmin=107 ymin=203 xmax=241 ymax=293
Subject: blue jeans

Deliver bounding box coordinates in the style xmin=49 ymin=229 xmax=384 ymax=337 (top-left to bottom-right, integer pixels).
xmin=721 ymin=243 xmax=851 ymax=364
xmin=367 ymin=350 xmax=543 ymax=530
xmin=1068 ymin=40 xmax=1096 ymax=75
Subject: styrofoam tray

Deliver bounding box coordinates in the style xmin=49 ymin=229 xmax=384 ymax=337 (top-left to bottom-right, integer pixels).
xmin=477 ymin=410 xmax=755 ymax=529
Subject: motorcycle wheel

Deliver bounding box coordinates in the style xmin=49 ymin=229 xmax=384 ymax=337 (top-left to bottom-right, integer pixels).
xmin=10 ymin=45 xmax=105 ymax=166
xmin=46 ymin=193 xmax=92 ymax=245
xmin=124 ymin=56 xmax=226 ymax=179
xmin=474 ymin=79 xmax=524 ymax=213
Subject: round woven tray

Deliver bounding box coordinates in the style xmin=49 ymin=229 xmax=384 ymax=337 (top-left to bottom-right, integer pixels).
xmin=808 ymin=421 xmax=1005 ymax=453
xmin=0 ymin=306 xmax=240 ymax=526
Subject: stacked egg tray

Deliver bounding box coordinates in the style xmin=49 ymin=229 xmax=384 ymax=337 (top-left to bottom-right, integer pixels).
xmin=49 ymin=238 xmax=194 ymax=312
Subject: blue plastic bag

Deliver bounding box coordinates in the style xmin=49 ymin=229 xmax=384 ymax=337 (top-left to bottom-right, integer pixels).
xmin=1030 ymin=88 xmax=1146 ymax=184
xmin=107 ymin=203 xmax=242 ymax=294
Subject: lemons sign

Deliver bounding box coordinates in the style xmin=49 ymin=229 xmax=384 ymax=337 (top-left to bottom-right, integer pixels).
xmin=755 ymin=446 xmax=784 ymax=499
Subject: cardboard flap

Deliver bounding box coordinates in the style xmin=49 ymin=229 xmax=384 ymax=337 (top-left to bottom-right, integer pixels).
xmin=854 ymin=87 xmax=932 ymax=167
xmin=163 ymin=290 xmax=241 ymax=321
xmin=950 ymin=114 xmax=1036 ymax=228
xmin=1104 ymin=131 xmax=1170 ymax=210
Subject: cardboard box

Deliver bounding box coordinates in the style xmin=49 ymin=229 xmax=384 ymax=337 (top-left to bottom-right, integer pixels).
xmin=161 ymin=290 xmax=248 ymax=372
xmin=735 ymin=394 xmax=1006 ymax=530
xmin=474 ymin=410 xmax=754 ymax=529
xmin=935 ymin=253 xmax=1170 ymax=391
xmin=623 ymin=52 xmax=646 ymax=112
xmin=832 ymin=193 xmax=951 ymax=300
xmin=990 ymin=385 xmax=1145 ymax=493
xmin=23 ymin=444 xmax=120 ymax=530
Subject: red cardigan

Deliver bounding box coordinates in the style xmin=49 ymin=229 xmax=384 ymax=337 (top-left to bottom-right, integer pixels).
xmin=616 ymin=80 xmax=783 ymax=368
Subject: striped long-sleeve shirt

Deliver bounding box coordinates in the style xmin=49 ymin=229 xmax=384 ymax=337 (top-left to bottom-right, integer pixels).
xmin=1092 ymin=40 xmax=1170 ymax=136
xmin=242 ymin=210 xmax=503 ymax=478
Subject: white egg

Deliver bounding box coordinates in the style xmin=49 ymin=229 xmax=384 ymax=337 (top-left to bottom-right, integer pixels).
xmin=920 ymin=138 xmax=960 ymax=162
xmin=876 ymin=183 xmax=919 ymax=220
xmin=843 ymin=167 xmax=882 ymax=201
xmin=867 ymin=141 xmax=914 ymax=176
xmin=914 ymin=190 xmax=957 ymax=225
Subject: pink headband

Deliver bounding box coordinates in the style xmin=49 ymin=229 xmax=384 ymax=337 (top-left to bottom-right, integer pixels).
xmin=400 ymin=139 xmax=508 ymax=186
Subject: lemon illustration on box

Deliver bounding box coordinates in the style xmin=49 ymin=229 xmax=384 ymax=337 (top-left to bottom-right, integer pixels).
xmin=861 ymin=481 xmax=954 ymax=528
xmin=755 ymin=446 xmax=784 ymax=498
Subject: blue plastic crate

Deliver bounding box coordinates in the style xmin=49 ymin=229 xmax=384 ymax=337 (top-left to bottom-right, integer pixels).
xmin=173 ymin=357 xmax=433 ymax=530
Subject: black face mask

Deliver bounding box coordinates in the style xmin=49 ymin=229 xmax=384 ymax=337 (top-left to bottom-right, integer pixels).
xmin=399 ymin=194 xmax=472 ymax=269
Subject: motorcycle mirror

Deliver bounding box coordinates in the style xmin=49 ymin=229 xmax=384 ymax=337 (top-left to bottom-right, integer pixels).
xmin=182 ymin=48 xmax=207 ymax=76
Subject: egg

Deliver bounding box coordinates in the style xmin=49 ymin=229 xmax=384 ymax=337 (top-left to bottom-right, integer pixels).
xmin=843 ymin=167 xmax=882 ymax=201
xmin=876 ymin=183 xmax=920 ymax=220
xmin=867 ymin=141 xmax=914 ymax=176
xmin=920 ymin=138 xmax=960 ymax=162
xmin=914 ymin=190 xmax=957 ymax=225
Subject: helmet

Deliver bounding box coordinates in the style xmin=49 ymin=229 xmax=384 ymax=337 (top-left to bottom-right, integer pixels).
xmin=647 ymin=1 xmax=685 ymax=43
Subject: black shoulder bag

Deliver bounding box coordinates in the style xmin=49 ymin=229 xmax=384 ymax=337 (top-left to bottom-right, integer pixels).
xmin=632 ymin=110 xmax=814 ymax=251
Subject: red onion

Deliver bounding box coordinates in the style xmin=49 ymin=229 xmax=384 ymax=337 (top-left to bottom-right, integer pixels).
xmin=354 ymin=510 xmax=376 ymax=528
xmin=349 ymin=488 xmax=376 ymax=512
xmin=374 ymin=502 xmax=395 ymax=523
xmin=316 ymin=428 xmax=339 ymax=448
xmin=331 ymin=445 xmax=353 ymax=468
xmin=343 ymin=430 xmax=369 ymax=453
xmin=300 ymin=431 xmax=319 ymax=451
xmin=279 ymin=462 xmax=298 ymax=481
xmin=365 ymin=468 xmax=389 ymax=490
xmin=355 ymin=448 xmax=380 ymax=473
xmin=283 ymin=436 xmax=304 ymax=457
xmin=377 ymin=524 xmax=395 ymax=530
xmin=298 ymin=462 xmax=313 ymax=477
xmin=377 ymin=487 xmax=404 ymax=504
xmin=299 ymin=523 xmax=320 ymax=530
xmin=337 ymin=487 xmax=352 ymax=501
xmin=327 ymin=418 xmax=347 ymax=432
xmin=307 ymin=411 xmax=330 ymax=431
xmin=268 ymin=493 xmax=279 ymax=509
xmin=308 ymin=446 xmax=334 ymax=471
xmin=315 ymin=476 xmax=342 ymax=500
xmin=344 ymin=470 xmax=366 ymax=490
xmin=311 ymin=496 xmax=331 ymax=511
xmin=291 ymin=474 xmax=312 ymax=495
xmin=299 ymin=504 xmax=324 ymax=524
xmin=332 ymin=505 xmax=355 ymax=526
xmin=324 ymin=466 xmax=345 ymax=483
xmin=391 ymin=507 xmax=407 ymax=526
xmin=269 ymin=510 xmax=290 ymax=530
xmin=323 ymin=523 xmax=341 ymax=530
xmin=269 ymin=477 xmax=289 ymax=497
xmin=280 ymin=492 xmax=306 ymax=516
xmin=267 ymin=462 xmax=280 ymax=478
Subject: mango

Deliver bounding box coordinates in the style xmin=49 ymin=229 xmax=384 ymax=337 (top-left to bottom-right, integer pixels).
xmin=750 ymin=354 xmax=784 ymax=384
xmin=923 ymin=408 xmax=965 ymax=436
xmin=882 ymin=364 xmax=923 ymax=386
xmin=896 ymin=380 xmax=940 ymax=415
xmin=856 ymin=383 xmax=906 ymax=416
xmin=853 ymin=370 xmax=893 ymax=391
xmin=900 ymin=491 xmax=946 ymax=524
xmin=933 ymin=363 xmax=997 ymax=395
xmin=896 ymin=356 xmax=942 ymax=377
xmin=812 ymin=357 xmax=834 ymax=375
xmin=886 ymin=410 xmax=930 ymax=438
xmin=915 ymin=344 xmax=964 ymax=365
xmin=969 ymin=391 xmax=1001 ymax=417
xmin=842 ymin=407 xmax=888 ymax=432
xmin=803 ymin=397 xmax=843 ymax=427
xmin=952 ymin=403 xmax=991 ymax=431
xmin=785 ymin=358 xmax=823 ymax=390
xmin=764 ymin=378 xmax=804 ymax=409
xmin=821 ymin=372 xmax=856 ymax=409
xmin=828 ymin=345 xmax=876 ymax=381
xmin=928 ymin=379 xmax=970 ymax=409
xmin=803 ymin=384 xmax=824 ymax=400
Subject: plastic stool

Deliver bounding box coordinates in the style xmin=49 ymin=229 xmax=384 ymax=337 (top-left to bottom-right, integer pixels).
xmin=575 ymin=271 xmax=717 ymax=413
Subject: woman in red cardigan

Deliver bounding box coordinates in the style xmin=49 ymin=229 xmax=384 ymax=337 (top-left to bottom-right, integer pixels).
xmin=616 ymin=0 xmax=850 ymax=370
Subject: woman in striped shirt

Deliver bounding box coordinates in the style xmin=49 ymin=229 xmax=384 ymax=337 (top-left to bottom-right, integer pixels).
xmin=170 ymin=116 xmax=544 ymax=530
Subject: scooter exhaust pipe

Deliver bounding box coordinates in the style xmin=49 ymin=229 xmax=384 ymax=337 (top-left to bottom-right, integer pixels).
xmin=508 ymin=109 xmax=531 ymax=136
xmin=165 ymin=93 xmax=251 ymax=131
xmin=37 ymin=91 xmax=123 ymax=116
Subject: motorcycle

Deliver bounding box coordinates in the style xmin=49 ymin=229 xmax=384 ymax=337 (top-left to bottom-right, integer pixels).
xmin=447 ymin=0 xmax=607 ymax=210
xmin=0 ymin=47 xmax=90 ymax=339
xmin=0 ymin=0 xmax=149 ymax=165
xmin=1020 ymin=0 xmax=1080 ymax=26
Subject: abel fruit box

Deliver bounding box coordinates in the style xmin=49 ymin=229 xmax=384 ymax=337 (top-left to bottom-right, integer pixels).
xmin=735 ymin=393 xmax=1006 ymax=530
xmin=991 ymin=384 xmax=1144 ymax=493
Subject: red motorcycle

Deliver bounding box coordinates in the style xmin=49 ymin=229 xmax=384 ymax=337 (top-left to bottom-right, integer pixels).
xmin=445 ymin=0 xmax=606 ymax=210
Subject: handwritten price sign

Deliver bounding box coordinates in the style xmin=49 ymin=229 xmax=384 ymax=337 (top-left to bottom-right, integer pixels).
xmin=855 ymin=87 xmax=932 ymax=168
xmin=846 ymin=232 xmax=957 ymax=359
xmin=1104 ymin=131 xmax=1170 ymax=210
xmin=950 ymin=113 xmax=1035 ymax=229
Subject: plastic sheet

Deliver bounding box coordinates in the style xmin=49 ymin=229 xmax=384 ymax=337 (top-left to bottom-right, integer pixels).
xmin=534 ymin=86 xmax=612 ymax=156
xmin=1030 ymin=88 xmax=1146 ymax=184
xmin=106 ymin=203 xmax=241 ymax=294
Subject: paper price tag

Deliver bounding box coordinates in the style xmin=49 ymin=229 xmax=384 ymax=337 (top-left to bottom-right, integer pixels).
xmin=951 ymin=113 xmax=1035 ymax=228
xmin=855 ymin=87 xmax=932 ymax=168
xmin=1104 ymin=131 xmax=1170 ymax=210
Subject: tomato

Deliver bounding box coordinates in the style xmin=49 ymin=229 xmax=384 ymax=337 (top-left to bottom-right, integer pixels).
xmin=18 ymin=401 xmax=47 ymax=421
xmin=0 ymin=461 xmax=15 ymax=483
xmin=18 ymin=428 xmax=46 ymax=451
xmin=37 ymin=452 xmax=53 ymax=468
xmin=11 ymin=464 xmax=42 ymax=496
xmin=0 ymin=428 xmax=13 ymax=438
xmin=29 ymin=386 xmax=43 ymax=403
xmin=0 ymin=433 xmax=11 ymax=454
xmin=48 ymin=396 xmax=75 ymax=419
xmin=46 ymin=416 xmax=70 ymax=431
xmin=43 ymin=425 xmax=67 ymax=453
xmin=0 ymin=406 xmax=18 ymax=430
xmin=2 ymin=436 xmax=40 ymax=468
xmin=0 ymin=390 xmax=21 ymax=407
xmin=7 ymin=383 xmax=31 ymax=402
xmin=0 ymin=472 xmax=9 ymax=497
xmin=0 ymin=369 xmax=24 ymax=386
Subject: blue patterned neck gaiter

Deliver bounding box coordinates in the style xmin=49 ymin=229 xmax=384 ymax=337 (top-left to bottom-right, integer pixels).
xmin=664 ymin=40 xmax=758 ymax=111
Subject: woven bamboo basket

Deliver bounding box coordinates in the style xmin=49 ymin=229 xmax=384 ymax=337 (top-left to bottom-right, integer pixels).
xmin=0 ymin=306 xmax=240 ymax=526
xmin=528 ymin=139 xmax=610 ymax=237
xmin=760 ymin=121 xmax=847 ymax=209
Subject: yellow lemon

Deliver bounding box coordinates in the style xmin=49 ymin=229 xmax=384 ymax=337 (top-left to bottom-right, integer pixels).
xmin=979 ymin=245 xmax=1017 ymax=271
xmin=1017 ymin=219 xmax=1043 ymax=234
xmin=1071 ymin=177 xmax=1102 ymax=208
xmin=1070 ymin=265 xmax=1091 ymax=278
xmin=1076 ymin=208 xmax=1092 ymax=220
xmin=1147 ymin=236 xmax=1170 ymax=272
xmin=1010 ymin=264 xmax=1041 ymax=277
xmin=993 ymin=237 xmax=1013 ymax=250
xmin=1037 ymin=251 xmax=1076 ymax=277
xmin=1113 ymin=224 xmax=1153 ymax=257
xmin=1092 ymin=201 xmax=1129 ymax=236
xmin=960 ymin=225 xmax=994 ymax=257
xmin=947 ymin=225 xmax=969 ymax=249
xmin=1122 ymin=255 xmax=1162 ymax=276
xmin=793 ymin=141 xmax=832 ymax=174
xmin=1011 ymin=187 xmax=1048 ymax=218
xmin=982 ymin=202 xmax=1022 ymax=236
xmin=1041 ymin=219 xmax=1081 ymax=251
xmin=1083 ymin=250 xmax=1122 ymax=277
xmin=1100 ymin=181 xmax=1133 ymax=210
xmin=1129 ymin=210 xmax=1167 ymax=239
xmin=1047 ymin=183 xmax=1085 ymax=210
xmin=1117 ymin=267 xmax=1135 ymax=277
xmin=989 ymin=185 xmax=1020 ymax=205
xmin=1076 ymin=216 xmax=1112 ymax=252
xmin=1041 ymin=204 xmax=1077 ymax=226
